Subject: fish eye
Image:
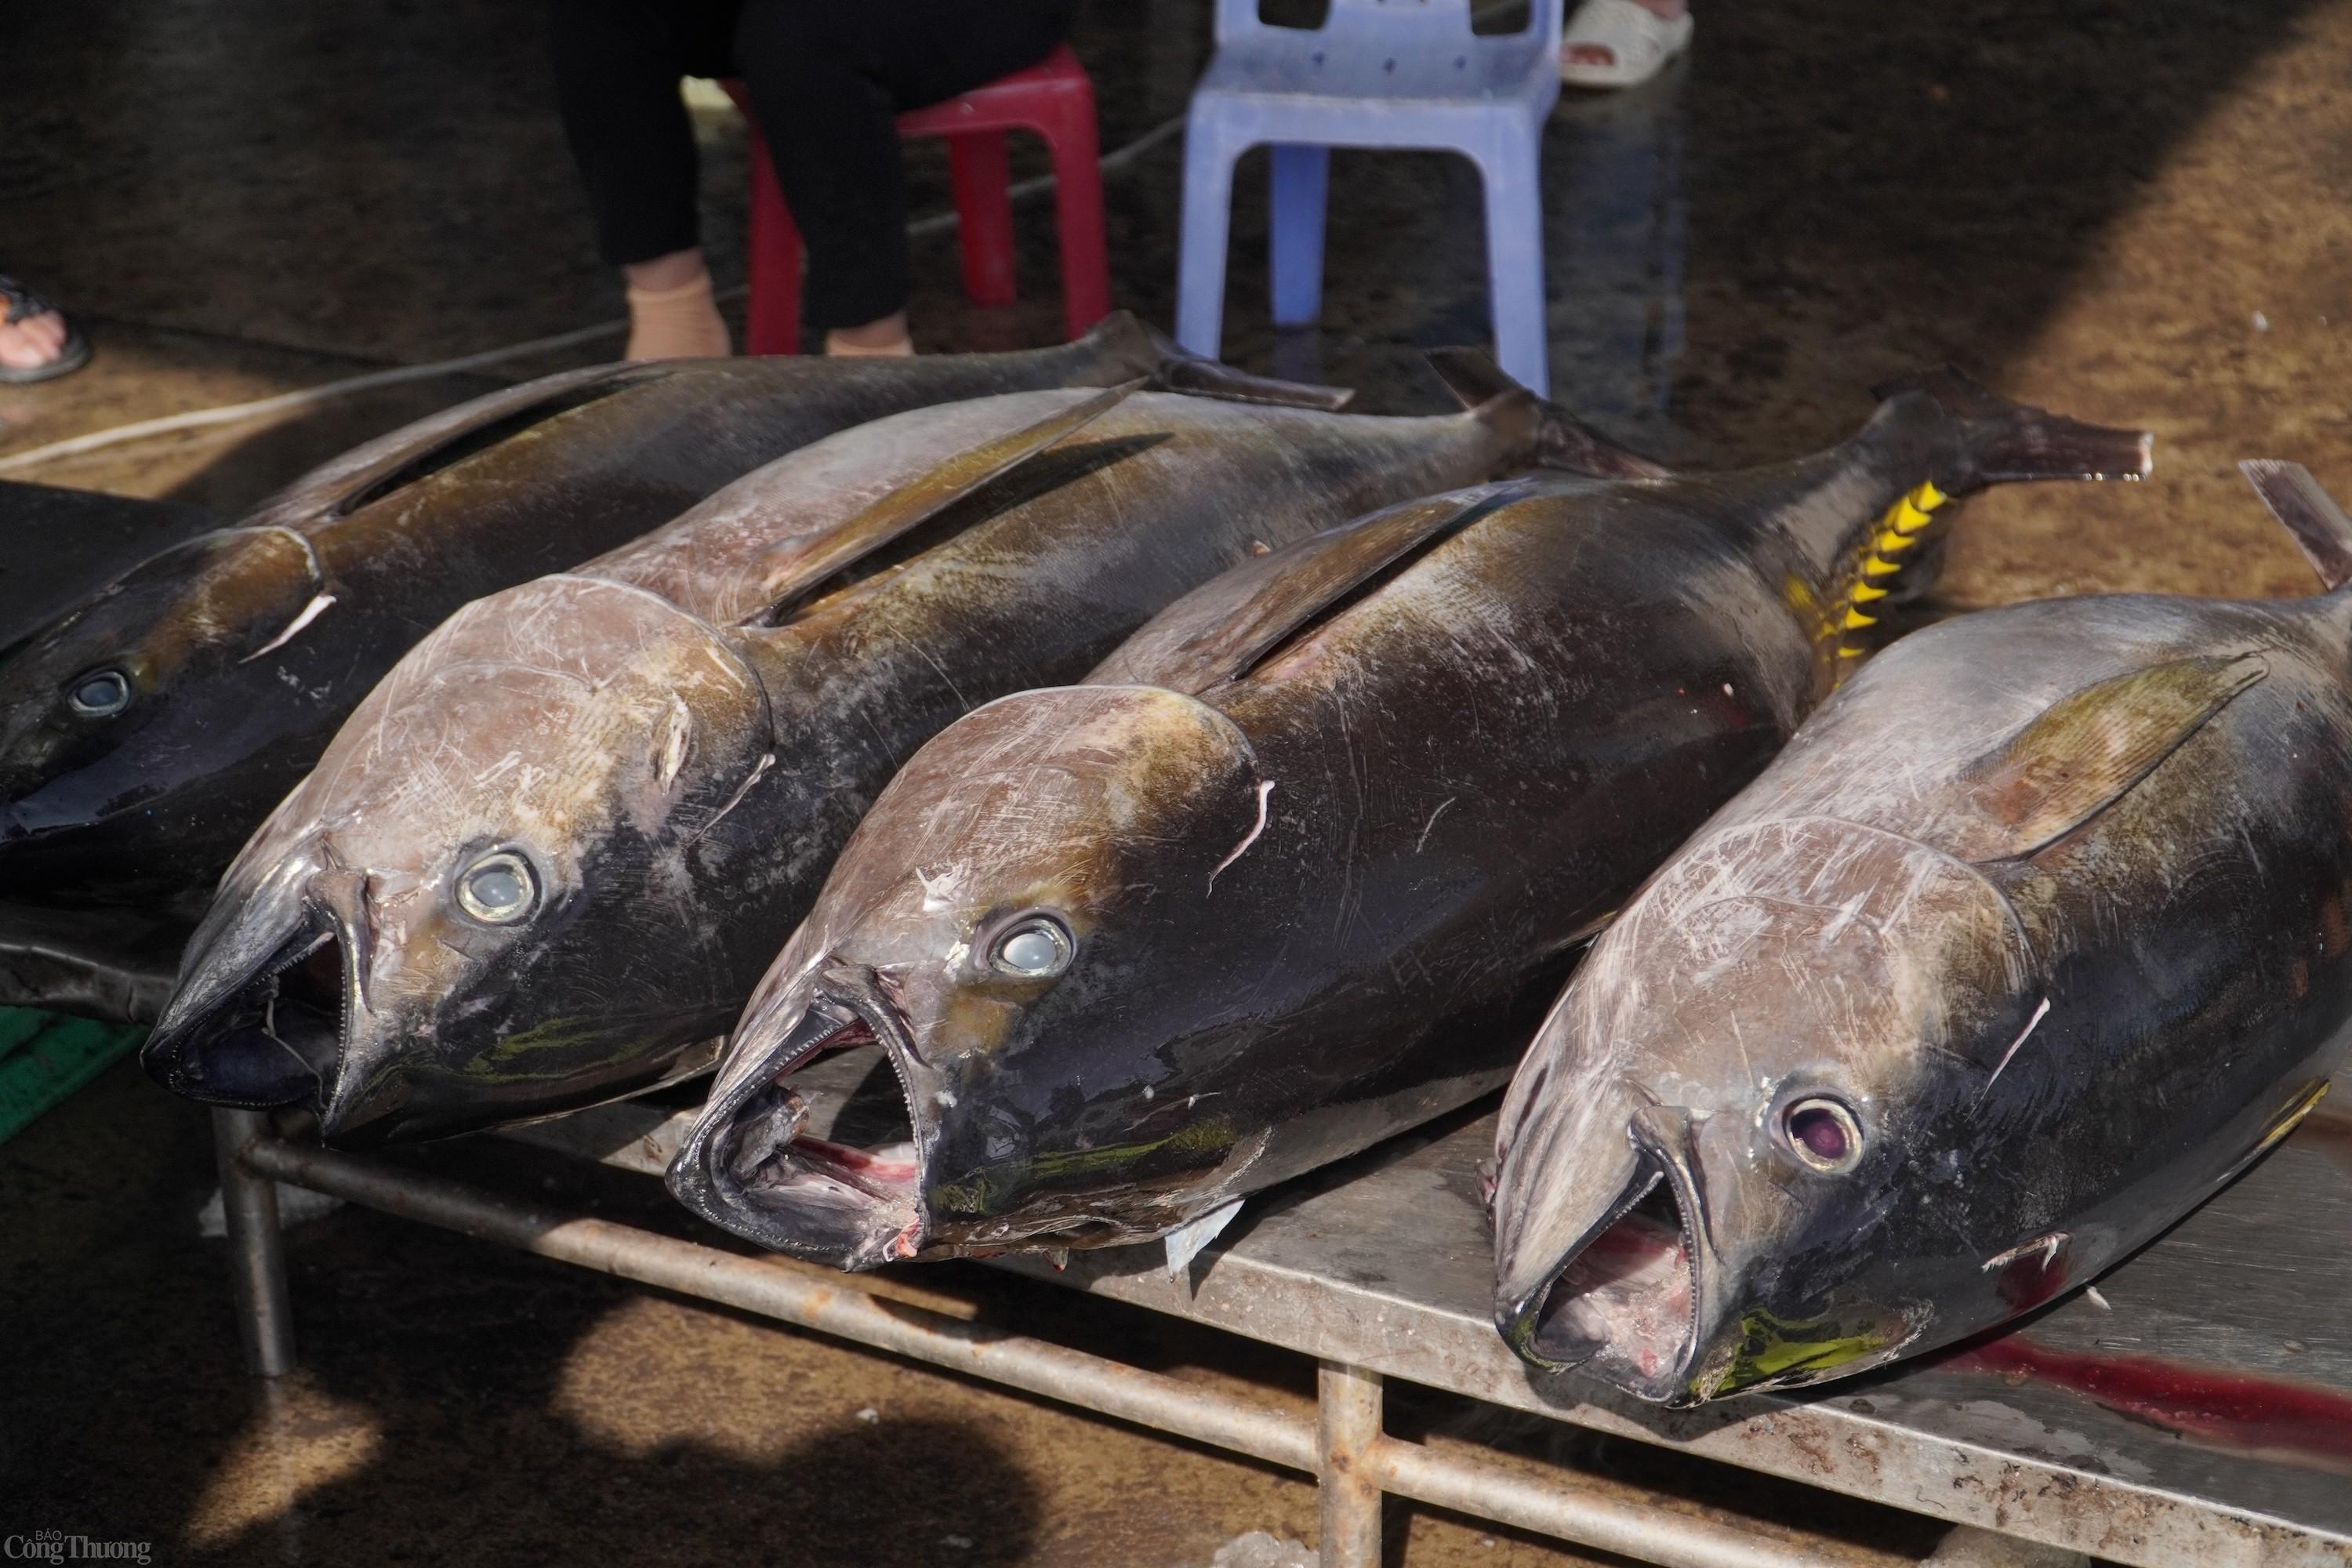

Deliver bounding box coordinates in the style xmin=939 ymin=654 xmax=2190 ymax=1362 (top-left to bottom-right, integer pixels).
xmin=1783 ymin=1096 xmax=1864 ymax=1174
xmin=67 ymin=669 xmax=131 ymax=717
xmin=455 ymin=851 xmax=537 ymax=925
xmin=989 ymin=915 xmax=1073 ymax=979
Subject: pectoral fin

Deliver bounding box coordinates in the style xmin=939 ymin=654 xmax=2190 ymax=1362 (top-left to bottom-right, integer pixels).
xmin=2241 ymin=460 xmax=2352 ymax=591
xmin=1089 ymin=481 xmax=1531 ymax=694
xmin=1944 ymin=652 xmax=2268 ymax=862
xmin=249 ymin=360 xmax=675 ymax=530
xmin=750 ymin=380 xmax=1142 ymax=618
xmin=1162 ymin=1196 xmax=1246 ymax=1278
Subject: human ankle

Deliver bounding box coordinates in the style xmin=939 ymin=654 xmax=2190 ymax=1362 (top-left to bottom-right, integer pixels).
xmin=823 ymin=312 xmax=913 ymax=358
xmin=624 ymin=268 xmax=731 ymax=360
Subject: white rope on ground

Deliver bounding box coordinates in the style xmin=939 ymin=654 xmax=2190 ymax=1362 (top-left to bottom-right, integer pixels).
xmin=0 ymin=111 xmax=1187 ymax=479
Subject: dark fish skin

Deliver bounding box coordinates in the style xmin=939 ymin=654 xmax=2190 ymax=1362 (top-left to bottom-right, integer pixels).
xmin=667 ymin=379 xmax=2153 ymax=1272
xmin=1490 ymin=568 xmax=2352 ymax=1406
xmin=144 ymin=379 xmax=1577 ymax=1145
xmin=0 ymin=316 xmax=1283 ymax=921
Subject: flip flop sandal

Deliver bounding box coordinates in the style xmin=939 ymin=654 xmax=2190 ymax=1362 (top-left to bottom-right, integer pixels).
xmin=1559 ymin=0 xmax=1693 ymax=89
xmin=0 ymin=274 xmax=93 ymax=385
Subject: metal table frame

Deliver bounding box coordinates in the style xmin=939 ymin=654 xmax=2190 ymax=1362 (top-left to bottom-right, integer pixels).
xmin=208 ymin=1083 xmax=2352 ymax=1568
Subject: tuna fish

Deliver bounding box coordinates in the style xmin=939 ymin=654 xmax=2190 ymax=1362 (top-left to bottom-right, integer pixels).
xmin=0 ymin=316 xmax=1330 ymax=920
xmin=1488 ymin=460 xmax=2352 ymax=1406
xmin=666 ymin=371 xmax=2151 ymax=1272
xmin=143 ymin=357 xmax=1641 ymax=1143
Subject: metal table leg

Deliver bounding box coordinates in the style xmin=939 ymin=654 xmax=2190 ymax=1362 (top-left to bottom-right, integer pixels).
xmin=1319 ymin=1360 xmax=1386 ymax=1568
xmin=212 ymin=1107 xmax=294 ymax=1377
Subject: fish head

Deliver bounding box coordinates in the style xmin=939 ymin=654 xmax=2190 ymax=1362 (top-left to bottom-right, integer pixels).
xmin=143 ymin=575 xmax=781 ymax=1143
xmin=0 ymin=528 xmax=332 ymax=911
xmin=671 ymin=683 xmax=1266 ymax=1269
xmin=1492 ymin=816 xmax=2040 ymax=1405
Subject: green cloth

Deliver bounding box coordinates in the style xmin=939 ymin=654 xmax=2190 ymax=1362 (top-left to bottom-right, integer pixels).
xmin=0 ymin=1007 xmax=146 ymax=1145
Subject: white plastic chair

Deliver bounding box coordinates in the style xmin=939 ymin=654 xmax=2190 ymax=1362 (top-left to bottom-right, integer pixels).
xmin=1176 ymin=0 xmax=1566 ymax=395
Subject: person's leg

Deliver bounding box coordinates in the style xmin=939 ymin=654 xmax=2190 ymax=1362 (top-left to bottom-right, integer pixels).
xmin=549 ymin=0 xmax=736 ymax=357
xmin=731 ymin=0 xmax=1078 ymax=355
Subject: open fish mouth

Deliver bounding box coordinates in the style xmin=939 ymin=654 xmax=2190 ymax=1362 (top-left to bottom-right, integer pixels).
xmin=668 ymin=981 xmax=931 ymax=1272
xmin=1504 ymin=1145 xmax=1707 ymax=1404
xmin=144 ymin=917 xmax=350 ymax=1112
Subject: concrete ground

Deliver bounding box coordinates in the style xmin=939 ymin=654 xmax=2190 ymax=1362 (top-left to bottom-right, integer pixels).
xmin=6 ymin=0 xmax=2352 ymax=1563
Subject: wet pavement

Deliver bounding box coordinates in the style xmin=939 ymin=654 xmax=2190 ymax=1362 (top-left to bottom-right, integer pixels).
xmin=7 ymin=0 xmax=2352 ymax=1562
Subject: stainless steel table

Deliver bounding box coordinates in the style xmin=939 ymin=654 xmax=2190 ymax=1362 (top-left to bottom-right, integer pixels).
xmin=211 ymin=1046 xmax=2352 ymax=1567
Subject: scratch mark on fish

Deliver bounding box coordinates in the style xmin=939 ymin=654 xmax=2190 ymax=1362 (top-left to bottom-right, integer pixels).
xmin=917 ymin=864 xmax=967 ymax=911
xmin=1984 ymin=996 xmax=2053 ymax=1091
xmin=259 ymin=524 xmax=324 ymax=581
xmin=1208 ymin=780 xmax=1276 ymax=892
xmin=241 ymin=593 xmax=337 ymax=662
xmin=916 ymin=643 xmax=972 ymax=711
xmin=1415 ymin=796 xmax=1457 ymax=855
xmin=1981 ymin=1230 xmax=2070 ymax=1273
xmin=657 ymin=694 xmax=691 ymax=793
xmin=687 ymin=753 xmax=775 ymax=846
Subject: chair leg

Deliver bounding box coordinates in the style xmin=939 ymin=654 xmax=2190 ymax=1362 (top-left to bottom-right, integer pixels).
xmin=1478 ymin=126 xmax=1552 ymax=397
xmin=1175 ymin=109 xmax=1240 ymax=360
xmin=948 ymin=131 xmax=1019 ymax=309
xmin=743 ymin=125 xmax=804 ymax=355
xmin=1042 ymin=88 xmax=1112 ymax=338
xmin=1268 ymin=143 xmax=1330 ymax=328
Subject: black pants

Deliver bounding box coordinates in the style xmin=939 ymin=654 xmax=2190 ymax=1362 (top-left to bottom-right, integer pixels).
xmin=550 ymin=0 xmax=1078 ymax=333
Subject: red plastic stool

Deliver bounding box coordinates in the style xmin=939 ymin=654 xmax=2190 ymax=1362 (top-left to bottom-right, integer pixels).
xmin=724 ymin=45 xmax=1112 ymax=354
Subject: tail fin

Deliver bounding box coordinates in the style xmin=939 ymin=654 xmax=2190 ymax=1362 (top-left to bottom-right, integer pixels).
xmin=1871 ymin=365 xmax=2153 ymax=486
xmin=2241 ymin=459 xmax=2352 ymax=590
xmin=1425 ymin=349 xmax=1671 ymax=480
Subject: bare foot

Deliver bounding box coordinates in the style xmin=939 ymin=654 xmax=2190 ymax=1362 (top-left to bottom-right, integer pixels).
xmin=824 ymin=311 xmax=913 ymax=358
xmin=623 ymin=248 xmax=731 ymax=360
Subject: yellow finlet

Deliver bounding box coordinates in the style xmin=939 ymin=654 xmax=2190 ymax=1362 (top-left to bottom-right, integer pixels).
xmin=1851 ymin=582 xmax=1888 ymax=603
xmin=1875 ymin=529 xmax=1917 ymax=555
xmin=1890 ymin=499 xmax=1934 ymax=535
xmin=1842 ymin=608 xmax=1878 ymax=630
xmin=1862 ymin=555 xmax=1900 ymax=578
xmin=1838 ymin=644 xmax=1867 ymax=659
xmin=1914 ymin=480 xmax=1948 ymax=510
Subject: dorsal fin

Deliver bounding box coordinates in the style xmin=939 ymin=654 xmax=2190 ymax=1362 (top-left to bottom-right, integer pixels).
xmin=1076 ymin=310 xmax=1355 ymax=409
xmin=243 ymin=360 xmax=678 ymax=532
xmin=747 ymin=381 xmax=1142 ymax=619
xmin=1425 ymin=350 xmax=1669 ymax=481
xmin=1427 ymin=347 xmax=1532 ymax=417
xmin=2241 ymin=460 xmax=2352 ymax=590
xmin=1090 ymin=481 xmax=1532 ymax=695
xmin=1938 ymin=653 xmax=2268 ymax=862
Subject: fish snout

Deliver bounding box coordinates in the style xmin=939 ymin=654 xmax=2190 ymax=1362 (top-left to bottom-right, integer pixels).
xmin=670 ymin=972 xmax=931 ymax=1270
xmin=1494 ymin=1091 xmax=1715 ymax=1403
xmin=144 ymin=848 xmax=364 ymax=1115
xmin=142 ymin=914 xmax=346 ymax=1111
